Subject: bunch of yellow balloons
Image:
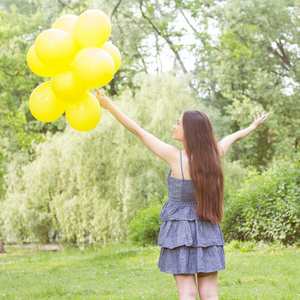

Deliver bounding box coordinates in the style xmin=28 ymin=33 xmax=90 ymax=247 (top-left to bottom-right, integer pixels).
xmin=27 ymin=10 xmax=121 ymax=131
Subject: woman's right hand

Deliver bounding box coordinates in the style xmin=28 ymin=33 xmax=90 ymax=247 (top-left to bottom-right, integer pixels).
xmin=249 ymin=112 xmax=269 ymax=130
xmin=95 ymin=88 xmax=113 ymax=110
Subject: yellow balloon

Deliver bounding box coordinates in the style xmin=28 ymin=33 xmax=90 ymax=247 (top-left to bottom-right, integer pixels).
xmin=35 ymin=29 xmax=77 ymax=67
xmin=101 ymin=42 xmax=121 ymax=73
xmin=27 ymin=44 xmax=57 ymax=77
xmin=53 ymin=14 xmax=78 ymax=36
xmin=73 ymin=47 xmax=115 ymax=87
xmin=73 ymin=9 xmax=111 ymax=48
xmin=86 ymin=85 xmax=94 ymax=92
xmin=65 ymin=91 xmax=101 ymax=131
xmin=29 ymin=82 xmax=65 ymax=122
xmin=52 ymin=66 xmax=86 ymax=102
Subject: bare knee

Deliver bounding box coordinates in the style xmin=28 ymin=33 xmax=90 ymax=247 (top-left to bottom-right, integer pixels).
xmin=178 ymin=290 xmax=198 ymax=300
xmin=199 ymin=290 xmax=218 ymax=300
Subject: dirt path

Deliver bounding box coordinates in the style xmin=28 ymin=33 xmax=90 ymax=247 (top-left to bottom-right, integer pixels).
xmin=5 ymin=243 xmax=63 ymax=251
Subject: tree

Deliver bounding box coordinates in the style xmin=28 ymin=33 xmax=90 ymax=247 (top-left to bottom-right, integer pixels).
xmin=212 ymin=0 xmax=300 ymax=166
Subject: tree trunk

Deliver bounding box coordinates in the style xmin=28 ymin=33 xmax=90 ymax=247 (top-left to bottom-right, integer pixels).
xmin=0 ymin=232 xmax=6 ymax=253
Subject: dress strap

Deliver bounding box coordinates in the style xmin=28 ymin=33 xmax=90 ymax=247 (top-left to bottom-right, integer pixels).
xmin=180 ymin=151 xmax=184 ymax=179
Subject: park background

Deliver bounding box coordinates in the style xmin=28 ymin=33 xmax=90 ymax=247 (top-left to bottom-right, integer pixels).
xmin=0 ymin=0 xmax=299 ymax=299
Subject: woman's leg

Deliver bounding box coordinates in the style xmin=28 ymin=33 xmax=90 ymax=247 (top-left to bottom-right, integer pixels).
xmin=173 ymin=274 xmax=198 ymax=300
xmin=197 ymin=271 xmax=218 ymax=300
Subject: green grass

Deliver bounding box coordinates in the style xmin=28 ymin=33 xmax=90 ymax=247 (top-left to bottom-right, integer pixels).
xmin=0 ymin=241 xmax=299 ymax=299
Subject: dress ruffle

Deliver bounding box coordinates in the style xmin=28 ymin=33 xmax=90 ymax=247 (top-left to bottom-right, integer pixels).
xmin=158 ymin=245 xmax=225 ymax=274
xmin=158 ymin=219 xmax=224 ymax=249
xmin=158 ymin=199 xmax=225 ymax=274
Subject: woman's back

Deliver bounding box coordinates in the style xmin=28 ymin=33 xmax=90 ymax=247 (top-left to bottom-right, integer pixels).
xmin=169 ymin=149 xmax=192 ymax=180
xmin=168 ymin=151 xmax=196 ymax=204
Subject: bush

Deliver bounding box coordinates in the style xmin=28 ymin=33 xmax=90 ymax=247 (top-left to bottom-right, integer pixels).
xmin=222 ymin=154 xmax=300 ymax=245
xmin=130 ymin=195 xmax=166 ymax=246
xmin=222 ymin=159 xmax=249 ymax=202
xmin=223 ymin=159 xmax=249 ymax=188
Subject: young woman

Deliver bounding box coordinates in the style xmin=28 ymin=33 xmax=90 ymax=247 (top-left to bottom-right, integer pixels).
xmin=95 ymin=88 xmax=268 ymax=300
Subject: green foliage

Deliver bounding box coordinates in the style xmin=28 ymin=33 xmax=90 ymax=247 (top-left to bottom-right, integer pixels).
xmin=130 ymin=194 xmax=165 ymax=246
xmin=222 ymin=154 xmax=300 ymax=245
xmin=0 ymin=1 xmax=68 ymax=198
xmin=225 ymin=240 xmax=257 ymax=253
xmin=0 ymin=150 xmax=5 ymax=198
xmin=223 ymin=159 xmax=249 ymax=188
xmin=214 ymin=0 xmax=300 ymax=163
xmin=225 ymin=96 xmax=273 ymax=167
xmin=222 ymin=159 xmax=249 ymax=202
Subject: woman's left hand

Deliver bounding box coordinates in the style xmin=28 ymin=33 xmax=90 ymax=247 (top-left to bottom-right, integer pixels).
xmin=250 ymin=112 xmax=269 ymax=130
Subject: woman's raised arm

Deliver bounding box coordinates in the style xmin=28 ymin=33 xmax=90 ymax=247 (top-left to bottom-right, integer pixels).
xmin=218 ymin=112 xmax=269 ymax=158
xmin=95 ymin=88 xmax=178 ymax=164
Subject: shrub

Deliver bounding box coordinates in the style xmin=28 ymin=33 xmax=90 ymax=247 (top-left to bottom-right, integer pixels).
xmin=222 ymin=154 xmax=300 ymax=245
xmin=130 ymin=195 xmax=166 ymax=246
xmin=222 ymin=159 xmax=249 ymax=202
xmin=223 ymin=159 xmax=249 ymax=188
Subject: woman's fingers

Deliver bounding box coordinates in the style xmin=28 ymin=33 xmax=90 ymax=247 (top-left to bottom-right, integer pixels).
xmin=253 ymin=112 xmax=269 ymax=125
xmin=260 ymin=113 xmax=269 ymax=123
xmin=263 ymin=113 xmax=269 ymax=121
xmin=94 ymin=88 xmax=107 ymax=101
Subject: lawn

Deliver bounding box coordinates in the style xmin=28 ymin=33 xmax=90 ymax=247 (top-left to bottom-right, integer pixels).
xmin=0 ymin=241 xmax=299 ymax=299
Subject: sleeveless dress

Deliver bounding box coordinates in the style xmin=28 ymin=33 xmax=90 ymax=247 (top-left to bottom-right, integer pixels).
xmin=157 ymin=151 xmax=225 ymax=274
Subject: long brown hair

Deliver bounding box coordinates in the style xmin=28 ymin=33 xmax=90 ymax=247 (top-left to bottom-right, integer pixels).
xmin=182 ymin=110 xmax=224 ymax=224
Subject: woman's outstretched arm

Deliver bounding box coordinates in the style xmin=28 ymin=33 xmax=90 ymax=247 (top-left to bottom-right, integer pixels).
xmin=218 ymin=112 xmax=269 ymax=158
xmin=95 ymin=89 xmax=178 ymax=164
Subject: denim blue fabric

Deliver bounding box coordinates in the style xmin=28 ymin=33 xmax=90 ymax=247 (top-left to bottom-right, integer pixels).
xmin=157 ymin=168 xmax=225 ymax=274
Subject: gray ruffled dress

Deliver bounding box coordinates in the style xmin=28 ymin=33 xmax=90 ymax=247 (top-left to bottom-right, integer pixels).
xmin=157 ymin=151 xmax=225 ymax=274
